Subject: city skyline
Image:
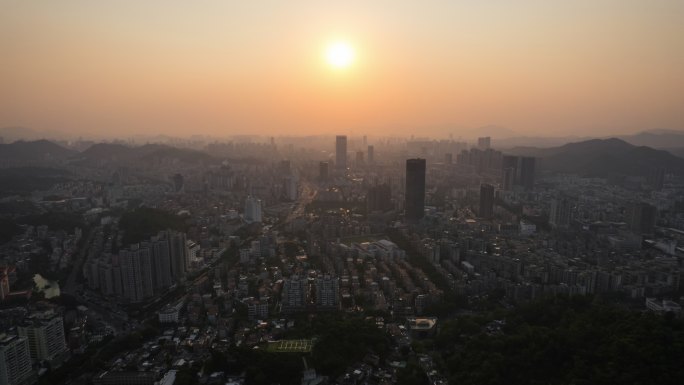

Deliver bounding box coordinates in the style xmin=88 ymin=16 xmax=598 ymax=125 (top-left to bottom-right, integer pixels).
xmin=1 ymin=2 xmax=684 ymax=385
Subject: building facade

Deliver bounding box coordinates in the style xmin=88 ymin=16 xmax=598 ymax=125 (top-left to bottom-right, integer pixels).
xmin=405 ymin=158 xmax=426 ymax=221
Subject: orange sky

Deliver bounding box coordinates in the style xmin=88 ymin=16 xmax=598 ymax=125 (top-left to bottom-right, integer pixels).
xmin=1 ymin=1 xmax=683 ymax=138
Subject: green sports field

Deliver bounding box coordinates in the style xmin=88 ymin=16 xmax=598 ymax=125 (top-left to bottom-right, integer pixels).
xmin=265 ymin=339 xmax=314 ymax=352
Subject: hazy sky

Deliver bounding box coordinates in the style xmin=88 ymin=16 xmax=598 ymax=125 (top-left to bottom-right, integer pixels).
xmin=2 ymin=1 xmax=683 ymax=138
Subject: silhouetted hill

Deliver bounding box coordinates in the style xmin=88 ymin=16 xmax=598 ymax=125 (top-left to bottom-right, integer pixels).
xmin=140 ymin=146 xmax=216 ymax=164
xmin=663 ymin=147 xmax=684 ymax=158
xmin=0 ymin=140 xmax=75 ymax=162
xmin=76 ymin=143 xmax=138 ymax=162
xmin=618 ymin=130 xmax=684 ymax=148
xmin=74 ymin=143 xmax=217 ymax=165
xmin=506 ymin=138 xmax=684 ymax=177
xmin=0 ymin=167 xmax=73 ymax=197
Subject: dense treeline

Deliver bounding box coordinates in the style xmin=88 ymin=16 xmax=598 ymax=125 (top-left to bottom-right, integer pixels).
xmin=0 ymin=211 xmax=85 ymax=244
xmin=436 ymin=295 xmax=684 ymax=385
xmin=17 ymin=211 xmax=85 ymax=232
xmin=0 ymin=167 xmax=72 ymax=197
xmin=199 ymin=315 xmax=390 ymax=385
xmin=119 ymin=207 xmax=187 ymax=245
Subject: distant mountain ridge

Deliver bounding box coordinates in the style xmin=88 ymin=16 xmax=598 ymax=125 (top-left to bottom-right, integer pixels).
xmin=0 ymin=139 xmax=218 ymax=166
xmin=0 ymin=140 xmax=75 ymax=161
xmin=73 ymin=142 xmax=217 ymax=165
xmin=618 ymin=130 xmax=684 ymax=148
xmin=505 ymin=138 xmax=684 ymax=177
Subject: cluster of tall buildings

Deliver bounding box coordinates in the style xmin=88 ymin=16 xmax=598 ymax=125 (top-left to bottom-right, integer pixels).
xmin=501 ymin=155 xmax=536 ymax=191
xmin=327 ymin=135 xmax=536 ymax=223
xmin=1 ymin=311 xmax=67 ymax=385
xmin=457 ymin=147 xmax=503 ymax=173
xmin=281 ymin=275 xmax=340 ymax=312
xmin=332 ymin=135 xmax=375 ymax=173
xmin=84 ymin=231 xmax=190 ymax=302
xmin=548 ymin=197 xmax=656 ymax=235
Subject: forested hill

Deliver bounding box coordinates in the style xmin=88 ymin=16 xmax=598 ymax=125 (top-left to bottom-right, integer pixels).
xmin=434 ymin=295 xmax=684 ymax=385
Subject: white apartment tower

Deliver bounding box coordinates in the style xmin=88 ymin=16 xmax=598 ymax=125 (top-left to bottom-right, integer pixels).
xmin=0 ymin=334 xmax=33 ymax=385
xmin=244 ymin=195 xmax=263 ymax=223
xmin=282 ymin=276 xmax=307 ymax=311
xmin=315 ymin=275 xmax=339 ymax=308
xmin=17 ymin=311 xmax=67 ymax=362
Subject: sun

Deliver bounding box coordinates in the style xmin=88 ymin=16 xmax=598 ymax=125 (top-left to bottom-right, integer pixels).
xmin=325 ymin=41 xmax=355 ymax=69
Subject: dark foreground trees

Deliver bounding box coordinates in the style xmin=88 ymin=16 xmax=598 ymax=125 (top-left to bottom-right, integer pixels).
xmin=437 ymin=295 xmax=684 ymax=385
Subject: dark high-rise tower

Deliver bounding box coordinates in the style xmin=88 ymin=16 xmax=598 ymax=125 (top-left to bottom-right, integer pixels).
xmin=367 ymin=184 xmax=392 ymax=213
xmin=479 ymin=183 xmax=495 ymax=219
xmin=520 ymin=157 xmax=536 ymax=190
xmin=355 ymin=151 xmax=364 ymax=166
xmin=405 ymin=158 xmax=426 ymax=221
xmin=549 ymin=195 xmax=573 ymax=228
xmin=335 ymin=135 xmax=347 ymax=170
xmin=501 ymin=155 xmax=518 ymax=190
xmin=628 ymin=202 xmax=657 ymax=235
xmin=367 ymin=145 xmax=374 ymax=164
xmin=319 ymin=161 xmax=329 ymax=181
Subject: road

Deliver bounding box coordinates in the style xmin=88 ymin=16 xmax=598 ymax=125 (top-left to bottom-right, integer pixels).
xmin=282 ymin=180 xmax=317 ymax=225
xmin=63 ymin=226 xmax=98 ymax=295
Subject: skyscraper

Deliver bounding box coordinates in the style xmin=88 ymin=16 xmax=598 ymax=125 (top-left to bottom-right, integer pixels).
xmin=169 ymin=231 xmax=188 ymax=281
xmin=549 ymin=195 xmax=573 ymax=229
xmin=355 ymin=151 xmax=364 ymax=166
xmin=367 ymin=145 xmax=374 ymax=164
xmin=479 ymin=184 xmax=495 ymax=219
xmin=119 ymin=248 xmax=145 ymax=302
xmin=283 ymin=175 xmax=298 ymax=201
xmin=335 ymin=135 xmax=347 ymax=170
xmin=477 ymin=136 xmax=491 ymax=149
xmin=502 ymin=167 xmax=515 ymax=191
xmin=319 ymin=161 xmax=329 ymax=181
xmin=282 ymin=275 xmax=307 ymax=312
xmin=0 ymin=334 xmax=33 ymax=385
xmin=151 ymin=235 xmax=172 ymax=290
xmin=405 ymin=158 xmax=426 ymax=221
xmin=628 ymin=202 xmax=657 ymax=235
xmin=315 ymin=275 xmax=340 ymax=308
xmin=244 ymin=195 xmax=263 ymax=223
xmin=520 ymin=157 xmax=536 ymax=190
xmin=17 ymin=311 xmax=67 ymax=362
xmin=501 ymin=155 xmax=518 ymax=190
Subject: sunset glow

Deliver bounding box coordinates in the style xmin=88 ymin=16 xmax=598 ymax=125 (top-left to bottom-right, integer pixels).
xmin=326 ymin=41 xmax=355 ymax=69
xmin=1 ymin=1 xmax=683 ymax=138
